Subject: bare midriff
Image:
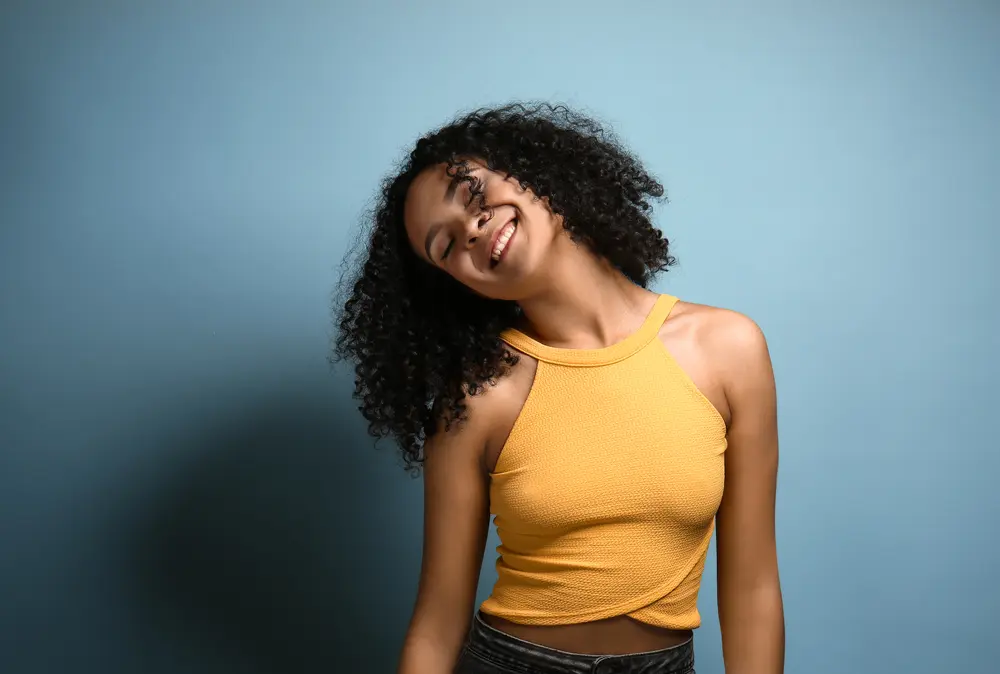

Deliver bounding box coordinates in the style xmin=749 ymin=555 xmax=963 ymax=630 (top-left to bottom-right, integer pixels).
xmin=479 ymin=612 xmax=693 ymax=656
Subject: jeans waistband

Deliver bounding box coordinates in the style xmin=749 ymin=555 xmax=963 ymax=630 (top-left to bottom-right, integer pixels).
xmin=463 ymin=612 xmax=694 ymax=674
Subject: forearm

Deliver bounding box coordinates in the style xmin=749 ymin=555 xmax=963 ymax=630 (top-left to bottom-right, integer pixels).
xmin=719 ymin=584 xmax=785 ymax=674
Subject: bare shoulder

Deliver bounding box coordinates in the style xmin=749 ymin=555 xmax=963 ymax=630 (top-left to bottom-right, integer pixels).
xmin=431 ymin=348 xmax=537 ymax=472
xmin=475 ymin=348 xmax=537 ymax=471
xmin=670 ymin=300 xmax=769 ymax=361
xmin=666 ymin=300 xmax=773 ymax=409
xmin=474 ymin=348 xmax=537 ymax=413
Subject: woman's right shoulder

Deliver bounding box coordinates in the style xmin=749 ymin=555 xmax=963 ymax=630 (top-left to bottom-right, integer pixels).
xmin=427 ymin=349 xmax=537 ymax=473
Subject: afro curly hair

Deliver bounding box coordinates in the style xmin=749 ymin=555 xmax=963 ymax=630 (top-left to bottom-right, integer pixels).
xmin=334 ymin=102 xmax=675 ymax=470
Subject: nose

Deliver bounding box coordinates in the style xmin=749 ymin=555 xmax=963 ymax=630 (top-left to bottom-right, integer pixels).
xmin=462 ymin=211 xmax=491 ymax=249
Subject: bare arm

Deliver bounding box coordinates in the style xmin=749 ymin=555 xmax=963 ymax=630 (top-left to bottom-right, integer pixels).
xmin=398 ymin=404 xmax=492 ymax=674
xmin=714 ymin=314 xmax=785 ymax=673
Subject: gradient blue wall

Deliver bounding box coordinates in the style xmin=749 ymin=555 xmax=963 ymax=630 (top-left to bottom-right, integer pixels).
xmin=2 ymin=2 xmax=997 ymax=672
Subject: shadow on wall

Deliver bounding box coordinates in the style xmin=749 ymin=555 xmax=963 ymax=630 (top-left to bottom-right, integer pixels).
xmin=126 ymin=385 xmax=420 ymax=674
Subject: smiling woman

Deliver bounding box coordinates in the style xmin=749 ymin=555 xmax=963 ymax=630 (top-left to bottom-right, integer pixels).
xmin=334 ymin=103 xmax=784 ymax=674
xmin=408 ymin=164 xmax=519 ymax=267
xmin=336 ymin=104 xmax=673 ymax=464
xmin=403 ymin=158 xmax=568 ymax=300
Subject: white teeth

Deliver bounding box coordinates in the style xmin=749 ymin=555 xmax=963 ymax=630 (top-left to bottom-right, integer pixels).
xmin=491 ymin=220 xmax=517 ymax=261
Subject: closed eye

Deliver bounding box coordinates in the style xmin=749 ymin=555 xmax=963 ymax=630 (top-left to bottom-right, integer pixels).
xmin=440 ymin=238 xmax=455 ymax=261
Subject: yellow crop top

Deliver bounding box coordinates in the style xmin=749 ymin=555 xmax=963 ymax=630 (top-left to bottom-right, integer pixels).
xmin=480 ymin=294 xmax=727 ymax=630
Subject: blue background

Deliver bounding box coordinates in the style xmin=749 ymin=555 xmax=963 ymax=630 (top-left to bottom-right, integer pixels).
xmin=2 ymin=1 xmax=997 ymax=672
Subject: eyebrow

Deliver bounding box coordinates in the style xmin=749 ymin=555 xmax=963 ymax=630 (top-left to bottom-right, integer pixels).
xmin=444 ymin=177 xmax=459 ymax=203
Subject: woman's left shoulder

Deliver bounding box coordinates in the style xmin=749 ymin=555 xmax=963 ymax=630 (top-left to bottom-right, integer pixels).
xmin=669 ymin=298 xmax=770 ymax=367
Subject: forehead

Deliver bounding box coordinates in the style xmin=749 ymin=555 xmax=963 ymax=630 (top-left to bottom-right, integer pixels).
xmin=405 ymin=163 xmax=452 ymax=220
xmin=403 ymin=164 xmax=453 ymax=257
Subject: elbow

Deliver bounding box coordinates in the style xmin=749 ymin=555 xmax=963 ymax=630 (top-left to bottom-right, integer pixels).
xmin=719 ymin=578 xmax=784 ymax=625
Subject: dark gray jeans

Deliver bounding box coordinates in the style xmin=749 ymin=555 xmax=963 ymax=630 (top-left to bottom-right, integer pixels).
xmin=454 ymin=613 xmax=695 ymax=674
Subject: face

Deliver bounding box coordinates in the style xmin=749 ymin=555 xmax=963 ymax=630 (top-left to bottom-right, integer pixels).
xmin=403 ymin=159 xmax=563 ymax=300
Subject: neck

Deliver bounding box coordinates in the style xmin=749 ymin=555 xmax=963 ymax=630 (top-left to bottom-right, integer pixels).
xmin=515 ymin=238 xmax=660 ymax=349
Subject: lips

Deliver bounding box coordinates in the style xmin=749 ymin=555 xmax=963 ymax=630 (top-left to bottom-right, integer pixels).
xmin=489 ymin=217 xmax=517 ymax=267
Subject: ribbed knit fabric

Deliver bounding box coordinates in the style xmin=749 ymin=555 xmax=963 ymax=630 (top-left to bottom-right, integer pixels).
xmin=481 ymin=294 xmax=728 ymax=630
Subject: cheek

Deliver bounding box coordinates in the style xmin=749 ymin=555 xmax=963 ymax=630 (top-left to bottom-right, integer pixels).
xmin=521 ymin=208 xmax=561 ymax=251
xmin=444 ymin=256 xmax=481 ymax=285
xmin=521 ymin=196 xmax=559 ymax=228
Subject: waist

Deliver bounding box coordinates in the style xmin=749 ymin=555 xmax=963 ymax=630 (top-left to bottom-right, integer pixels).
xmin=480 ymin=611 xmax=693 ymax=656
xmin=482 ymin=521 xmax=714 ymax=629
xmin=460 ymin=612 xmax=694 ymax=673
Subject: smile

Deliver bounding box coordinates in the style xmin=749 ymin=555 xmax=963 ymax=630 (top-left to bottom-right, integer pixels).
xmin=490 ymin=219 xmax=517 ymax=267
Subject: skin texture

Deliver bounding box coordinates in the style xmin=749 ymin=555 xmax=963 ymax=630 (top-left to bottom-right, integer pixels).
xmin=392 ymin=160 xmax=784 ymax=673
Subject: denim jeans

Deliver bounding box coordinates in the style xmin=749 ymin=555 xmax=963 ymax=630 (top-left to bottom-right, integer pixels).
xmin=454 ymin=612 xmax=695 ymax=674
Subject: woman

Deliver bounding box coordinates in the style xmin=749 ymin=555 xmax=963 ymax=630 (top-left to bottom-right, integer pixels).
xmin=336 ymin=103 xmax=784 ymax=674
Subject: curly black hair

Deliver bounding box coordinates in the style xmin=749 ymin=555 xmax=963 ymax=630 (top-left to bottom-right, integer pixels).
xmin=333 ymin=102 xmax=675 ymax=470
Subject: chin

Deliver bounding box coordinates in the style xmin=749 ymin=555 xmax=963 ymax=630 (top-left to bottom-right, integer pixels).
xmin=462 ymin=282 xmax=517 ymax=303
xmin=459 ymin=265 xmax=535 ymax=302
xmin=474 ymin=288 xmax=515 ymax=302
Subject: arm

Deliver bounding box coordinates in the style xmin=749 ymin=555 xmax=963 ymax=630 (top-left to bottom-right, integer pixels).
xmin=714 ymin=314 xmax=785 ymax=673
xmin=398 ymin=405 xmax=492 ymax=674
